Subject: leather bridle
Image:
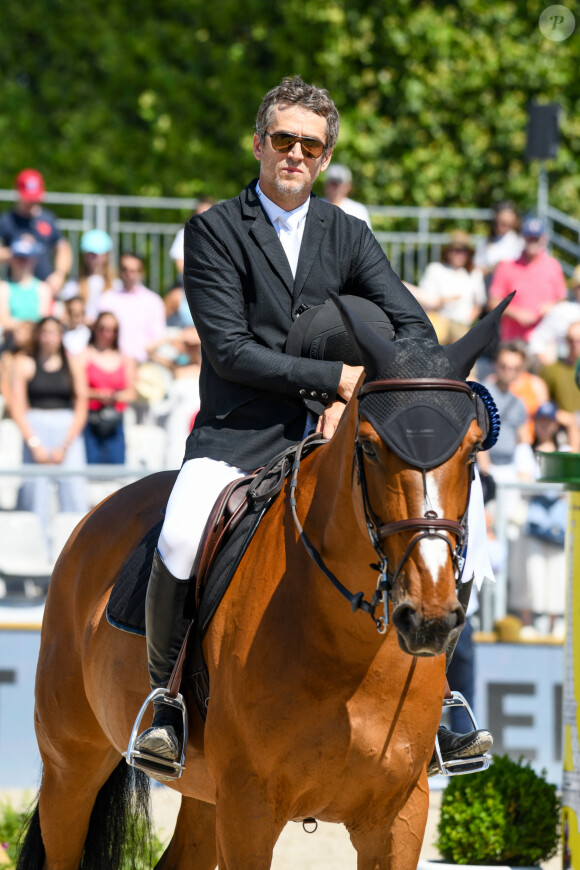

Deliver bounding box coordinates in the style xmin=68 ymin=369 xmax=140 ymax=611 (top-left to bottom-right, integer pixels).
xmin=290 ymin=377 xmax=478 ymax=634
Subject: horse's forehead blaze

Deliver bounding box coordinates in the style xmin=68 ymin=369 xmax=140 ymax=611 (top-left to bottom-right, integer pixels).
xmin=418 ymin=474 xmax=448 ymax=582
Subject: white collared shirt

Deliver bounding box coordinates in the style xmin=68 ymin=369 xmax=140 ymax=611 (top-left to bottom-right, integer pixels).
xmin=255 ymin=181 xmax=310 ymax=278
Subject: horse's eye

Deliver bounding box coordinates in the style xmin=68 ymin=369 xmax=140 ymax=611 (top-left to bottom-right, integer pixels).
xmin=359 ymin=440 xmax=377 ymax=460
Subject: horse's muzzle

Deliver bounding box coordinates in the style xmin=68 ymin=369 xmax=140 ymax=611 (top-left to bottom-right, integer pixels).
xmin=391 ymin=599 xmax=465 ymax=657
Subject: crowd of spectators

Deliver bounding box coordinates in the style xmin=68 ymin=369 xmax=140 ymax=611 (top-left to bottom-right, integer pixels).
xmin=0 ymin=170 xmax=203 ymax=567
xmin=0 ymin=167 xmax=577 ymax=638
xmin=409 ymin=204 xmax=576 ymax=641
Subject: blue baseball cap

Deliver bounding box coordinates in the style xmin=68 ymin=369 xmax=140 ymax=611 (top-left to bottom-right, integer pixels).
xmin=80 ymin=229 xmax=113 ymax=255
xmin=521 ymin=216 xmax=546 ymax=238
xmin=10 ymin=236 xmax=44 ymax=258
xmin=534 ymin=401 xmax=558 ymax=420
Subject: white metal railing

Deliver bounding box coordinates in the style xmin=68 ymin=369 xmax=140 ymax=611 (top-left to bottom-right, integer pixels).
xmin=0 ymin=465 xmax=568 ymax=634
xmin=478 ymin=479 xmax=566 ymax=634
xmin=2 ymin=189 xmax=579 ymax=289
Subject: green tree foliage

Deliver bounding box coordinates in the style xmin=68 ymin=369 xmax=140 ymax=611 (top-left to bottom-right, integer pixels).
xmin=1 ymin=0 xmax=578 ymax=211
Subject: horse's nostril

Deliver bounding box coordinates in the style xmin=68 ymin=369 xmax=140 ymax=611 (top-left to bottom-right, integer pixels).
xmin=392 ymin=603 xmax=420 ymax=635
xmin=453 ymin=604 xmax=466 ymax=631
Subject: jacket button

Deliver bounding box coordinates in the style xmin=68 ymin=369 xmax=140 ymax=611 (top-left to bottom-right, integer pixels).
xmin=321 ymin=392 xmax=328 ymax=400
xmin=310 ymin=390 xmax=318 ymax=399
xmin=299 ymin=389 xmax=307 ymax=397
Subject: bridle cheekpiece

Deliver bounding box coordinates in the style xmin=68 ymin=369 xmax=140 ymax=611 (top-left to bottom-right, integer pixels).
xmin=290 ymin=377 xmax=478 ymax=635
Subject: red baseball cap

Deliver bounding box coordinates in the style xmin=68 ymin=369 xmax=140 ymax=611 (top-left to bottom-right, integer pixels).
xmin=15 ymin=169 xmax=45 ymax=202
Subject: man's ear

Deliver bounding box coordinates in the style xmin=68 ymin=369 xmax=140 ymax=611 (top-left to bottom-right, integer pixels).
xmin=252 ymin=133 xmax=263 ymax=162
xmin=321 ymin=149 xmax=333 ymax=173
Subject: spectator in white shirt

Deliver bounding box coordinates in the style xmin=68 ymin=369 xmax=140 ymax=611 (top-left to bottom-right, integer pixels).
xmin=59 ymin=229 xmax=115 ymax=324
xmin=474 ymin=201 xmax=524 ymax=278
xmin=528 ymin=264 xmax=580 ymax=365
xmin=322 ymin=163 xmax=372 ymax=229
xmin=413 ymin=230 xmax=486 ymax=344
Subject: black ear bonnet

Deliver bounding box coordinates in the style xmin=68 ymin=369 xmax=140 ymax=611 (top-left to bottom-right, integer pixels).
xmin=286 ymin=293 xmax=501 ymax=468
xmin=358 ymin=338 xmax=477 ymax=469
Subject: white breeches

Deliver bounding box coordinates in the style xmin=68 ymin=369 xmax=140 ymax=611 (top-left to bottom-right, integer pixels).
xmin=158 ymin=453 xmax=493 ymax=590
xmin=158 ymin=457 xmax=246 ymax=579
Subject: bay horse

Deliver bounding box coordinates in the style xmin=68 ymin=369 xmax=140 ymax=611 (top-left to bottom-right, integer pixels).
xmin=18 ymin=296 xmax=507 ymax=870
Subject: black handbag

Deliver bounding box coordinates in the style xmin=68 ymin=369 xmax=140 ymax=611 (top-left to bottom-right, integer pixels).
xmin=88 ymin=406 xmax=123 ymax=439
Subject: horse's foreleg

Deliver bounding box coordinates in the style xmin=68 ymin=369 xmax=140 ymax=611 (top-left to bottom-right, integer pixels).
xmin=213 ymin=779 xmax=284 ymax=870
xmin=349 ymin=781 xmax=429 ymax=870
xmin=155 ymin=796 xmax=217 ymax=870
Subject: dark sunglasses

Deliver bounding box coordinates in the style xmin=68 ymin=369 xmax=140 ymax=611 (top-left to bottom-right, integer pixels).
xmin=265 ymin=131 xmax=328 ymax=159
xmin=448 ymin=246 xmax=471 ymax=253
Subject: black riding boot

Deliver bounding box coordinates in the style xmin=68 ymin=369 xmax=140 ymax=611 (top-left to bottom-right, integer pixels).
xmin=428 ymin=578 xmax=493 ymax=776
xmin=133 ymin=549 xmax=191 ymax=766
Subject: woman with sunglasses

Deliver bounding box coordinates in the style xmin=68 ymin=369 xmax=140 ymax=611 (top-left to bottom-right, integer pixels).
xmin=79 ymin=311 xmax=137 ymax=464
xmin=10 ymin=316 xmax=88 ymax=551
xmin=413 ymin=230 xmax=486 ymax=344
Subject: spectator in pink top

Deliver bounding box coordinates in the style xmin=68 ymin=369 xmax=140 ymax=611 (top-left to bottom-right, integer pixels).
xmin=488 ymin=215 xmax=567 ymax=343
xmin=97 ymin=252 xmax=166 ymax=362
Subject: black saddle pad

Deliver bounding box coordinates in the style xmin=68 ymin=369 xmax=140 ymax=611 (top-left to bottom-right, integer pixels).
xmin=106 ymin=504 xmax=268 ymax=637
xmin=107 ymin=519 xmax=163 ymax=636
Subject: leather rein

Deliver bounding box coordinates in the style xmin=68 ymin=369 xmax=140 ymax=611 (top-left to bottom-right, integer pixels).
xmin=290 ymin=377 xmax=476 ymax=634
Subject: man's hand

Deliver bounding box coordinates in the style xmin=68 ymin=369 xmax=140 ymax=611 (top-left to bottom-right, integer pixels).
xmin=337 ymin=364 xmax=364 ymax=402
xmin=316 ymin=400 xmax=347 ymax=440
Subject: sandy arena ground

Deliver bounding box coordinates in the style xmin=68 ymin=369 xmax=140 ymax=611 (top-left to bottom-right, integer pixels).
xmin=150 ymin=784 xmax=562 ymax=869
xmin=1 ymin=784 xmax=561 ymax=868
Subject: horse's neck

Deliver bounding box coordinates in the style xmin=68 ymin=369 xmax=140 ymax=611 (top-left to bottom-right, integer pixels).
xmin=298 ymin=399 xmax=381 ymax=649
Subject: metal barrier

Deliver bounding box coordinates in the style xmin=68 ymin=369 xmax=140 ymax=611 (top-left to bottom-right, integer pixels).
xmin=1 ymin=189 xmax=579 ymax=289
xmin=479 ymin=478 xmax=566 ymax=633
xmin=0 ymin=465 xmax=568 ymax=633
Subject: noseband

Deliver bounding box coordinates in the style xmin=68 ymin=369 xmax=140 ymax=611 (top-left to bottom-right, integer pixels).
xmin=290 ymin=377 xmax=476 ymax=634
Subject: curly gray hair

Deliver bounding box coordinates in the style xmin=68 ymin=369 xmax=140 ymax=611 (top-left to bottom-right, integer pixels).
xmin=255 ymin=75 xmax=339 ymax=150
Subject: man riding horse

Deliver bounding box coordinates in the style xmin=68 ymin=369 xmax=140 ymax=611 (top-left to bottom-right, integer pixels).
xmin=133 ymin=74 xmax=493 ymax=774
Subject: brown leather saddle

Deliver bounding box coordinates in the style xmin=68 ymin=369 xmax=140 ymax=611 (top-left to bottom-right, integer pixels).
xmin=166 ymin=434 xmax=327 ymax=718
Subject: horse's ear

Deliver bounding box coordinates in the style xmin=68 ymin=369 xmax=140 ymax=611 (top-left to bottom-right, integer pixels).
xmin=443 ymin=292 xmax=515 ymax=380
xmin=329 ymin=292 xmax=396 ymax=378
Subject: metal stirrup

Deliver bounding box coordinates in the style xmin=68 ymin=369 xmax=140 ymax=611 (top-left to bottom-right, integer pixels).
xmin=432 ymin=691 xmax=492 ymax=777
xmin=124 ymin=688 xmax=188 ymax=780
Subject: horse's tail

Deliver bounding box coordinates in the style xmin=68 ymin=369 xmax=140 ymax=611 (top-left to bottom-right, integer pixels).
xmin=15 ymin=801 xmax=44 ymax=870
xmin=16 ymin=761 xmax=154 ymax=870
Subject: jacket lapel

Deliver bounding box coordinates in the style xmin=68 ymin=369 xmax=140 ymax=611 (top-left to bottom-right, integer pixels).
xmin=242 ymin=182 xmax=294 ymax=296
xmin=292 ymin=195 xmax=327 ymax=304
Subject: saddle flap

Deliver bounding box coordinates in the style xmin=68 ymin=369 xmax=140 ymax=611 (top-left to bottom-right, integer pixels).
xmin=191 ymin=475 xmax=257 ymax=610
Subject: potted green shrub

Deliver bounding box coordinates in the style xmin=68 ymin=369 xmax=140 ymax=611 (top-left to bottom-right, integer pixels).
xmin=418 ymin=755 xmax=561 ymax=868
